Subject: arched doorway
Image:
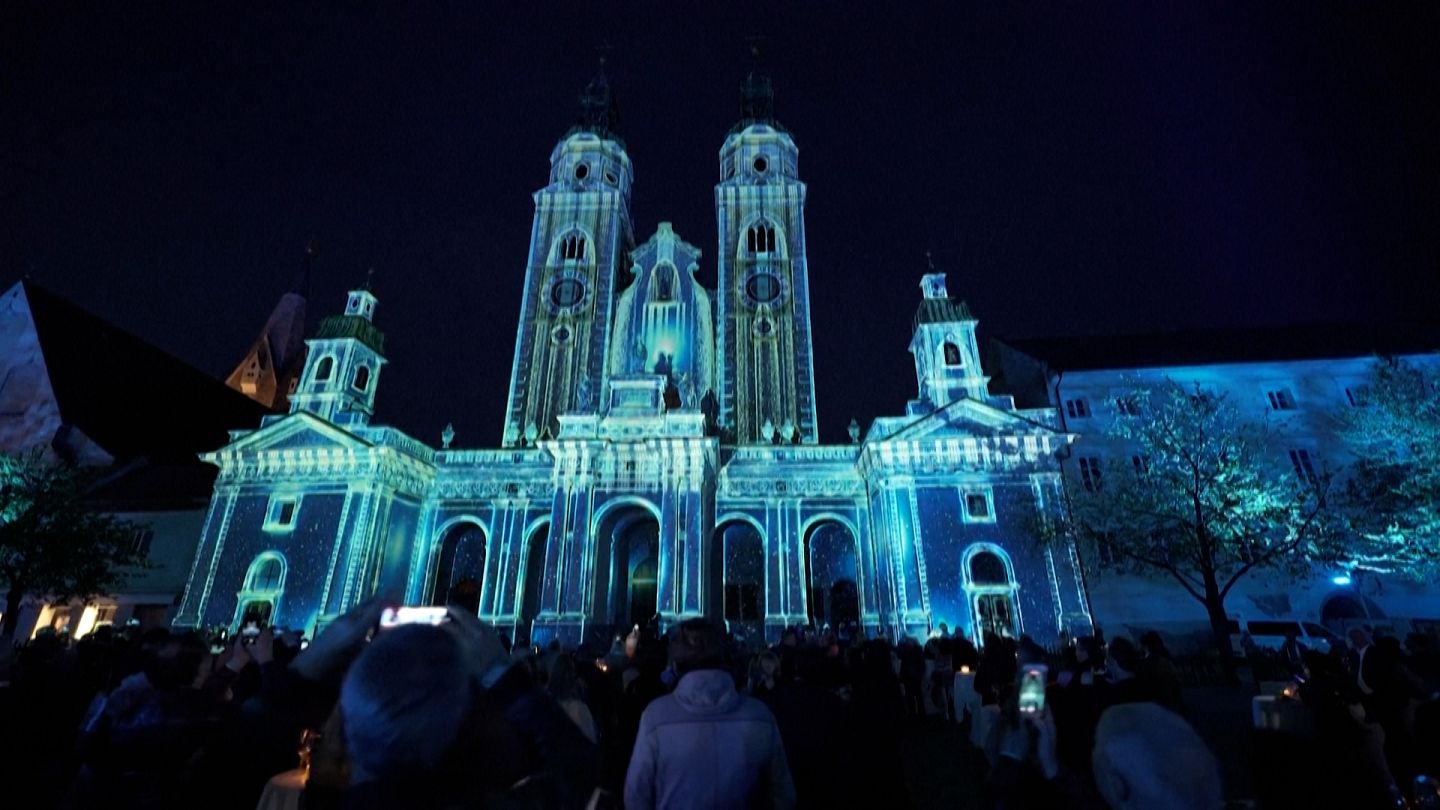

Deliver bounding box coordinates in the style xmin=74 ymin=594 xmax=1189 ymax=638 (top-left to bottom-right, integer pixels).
xmin=804 ymin=520 xmax=860 ymax=631
xmin=237 ymin=552 xmax=286 ymax=630
xmin=432 ymin=521 xmax=487 ymax=607
xmin=965 ymin=546 xmax=1018 ymax=644
xmin=518 ymin=521 xmax=550 ymax=644
xmin=717 ymin=519 xmax=765 ymax=635
xmin=592 ymin=504 xmax=661 ymax=635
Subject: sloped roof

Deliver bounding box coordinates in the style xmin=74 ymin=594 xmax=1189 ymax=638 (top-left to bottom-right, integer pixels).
xmin=913 ymin=297 xmax=974 ymax=331
xmin=21 ymin=280 xmax=272 ymax=461
xmin=998 ymin=323 xmax=1440 ymax=373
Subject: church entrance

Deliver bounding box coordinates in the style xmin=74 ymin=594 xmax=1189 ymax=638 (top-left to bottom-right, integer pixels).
xmin=432 ymin=522 xmax=487 ymax=607
xmin=804 ymin=520 xmax=860 ymax=632
xmin=591 ymin=504 xmax=661 ymax=637
xmin=517 ymin=521 xmax=550 ymax=645
xmin=716 ymin=519 xmax=765 ymax=638
xmin=965 ymin=547 xmax=1018 ymax=645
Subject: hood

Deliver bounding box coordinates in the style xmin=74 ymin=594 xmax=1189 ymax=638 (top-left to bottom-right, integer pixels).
xmin=672 ymin=669 xmax=743 ymax=716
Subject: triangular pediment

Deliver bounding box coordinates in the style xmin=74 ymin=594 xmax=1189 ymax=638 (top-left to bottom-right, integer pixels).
xmin=217 ymin=411 xmax=373 ymax=455
xmin=877 ymin=397 xmax=1063 ymax=445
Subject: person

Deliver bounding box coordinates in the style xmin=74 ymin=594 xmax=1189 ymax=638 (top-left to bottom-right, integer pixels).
xmin=1103 ymin=637 xmax=1148 ymax=706
xmin=1091 ymin=703 xmax=1222 ymax=810
xmin=926 ymin=624 xmax=956 ymax=723
xmin=624 ymin=618 xmax=795 ymax=810
xmin=1137 ymin=631 xmax=1185 ymax=714
xmin=1279 ymin=632 xmax=1309 ymax=679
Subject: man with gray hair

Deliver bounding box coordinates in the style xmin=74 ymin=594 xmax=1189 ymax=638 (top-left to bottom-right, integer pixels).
xmin=1091 ymin=702 xmax=1223 ymax=810
xmin=625 ymin=618 xmax=795 ymax=810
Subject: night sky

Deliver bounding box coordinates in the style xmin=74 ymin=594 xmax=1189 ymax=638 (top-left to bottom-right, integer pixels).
xmin=3 ymin=3 xmax=1437 ymax=446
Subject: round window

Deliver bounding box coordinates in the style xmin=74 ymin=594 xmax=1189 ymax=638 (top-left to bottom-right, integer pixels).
xmin=746 ymin=273 xmax=781 ymax=304
xmin=574 ymin=163 xmax=590 ymax=180
xmin=753 ymin=156 xmax=768 ymax=173
xmin=604 ymin=170 xmax=617 ymax=185
xmin=754 ymin=318 xmax=774 ymax=337
xmin=550 ymin=279 xmax=585 ymax=308
xmin=552 ymin=325 xmax=572 ymax=343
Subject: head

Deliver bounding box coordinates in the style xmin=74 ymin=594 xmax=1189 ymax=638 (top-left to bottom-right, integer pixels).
xmin=758 ymin=650 xmax=780 ymax=676
xmin=668 ymin=618 xmax=727 ymax=675
xmin=1139 ymin=631 xmax=1169 ymax=659
xmin=143 ymin=632 xmax=208 ymax=690
xmin=938 ymin=622 xmax=950 ymax=637
xmin=1347 ymin=627 xmax=1372 ymax=650
xmin=1075 ymin=635 xmax=1100 ymax=665
xmin=340 ymin=624 xmax=473 ymax=783
xmin=1092 ymin=703 xmax=1222 ymax=810
xmin=1106 ymin=637 xmax=1140 ymax=680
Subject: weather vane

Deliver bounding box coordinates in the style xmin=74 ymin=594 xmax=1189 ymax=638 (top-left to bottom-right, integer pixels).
xmin=926 ymin=250 xmax=935 ymax=271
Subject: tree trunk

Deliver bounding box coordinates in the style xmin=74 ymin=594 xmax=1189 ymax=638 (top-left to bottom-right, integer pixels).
xmin=2 ymin=585 xmax=24 ymax=641
xmin=1201 ymin=571 xmax=1238 ymax=684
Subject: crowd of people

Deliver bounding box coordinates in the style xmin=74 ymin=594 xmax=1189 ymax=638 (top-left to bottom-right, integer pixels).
xmin=1 ymin=598 xmax=1438 ymax=810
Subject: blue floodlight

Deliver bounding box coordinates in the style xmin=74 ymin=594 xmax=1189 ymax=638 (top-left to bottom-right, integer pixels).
xmin=1331 ymin=574 xmax=1352 ymax=586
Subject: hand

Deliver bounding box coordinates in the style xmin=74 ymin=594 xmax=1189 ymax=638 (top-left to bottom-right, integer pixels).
xmin=290 ymin=598 xmax=387 ymax=683
xmin=443 ymin=605 xmax=510 ymax=685
xmin=1027 ymin=708 xmax=1060 ymax=780
xmin=252 ymin=627 xmax=275 ymax=665
xmin=223 ymin=636 xmax=252 ymax=673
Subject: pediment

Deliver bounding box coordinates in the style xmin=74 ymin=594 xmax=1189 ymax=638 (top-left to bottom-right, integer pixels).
xmin=877 ymin=397 xmax=1063 ymax=445
xmin=218 ymin=412 xmax=373 ymax=455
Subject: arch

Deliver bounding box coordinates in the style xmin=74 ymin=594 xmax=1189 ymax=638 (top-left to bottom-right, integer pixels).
xmin=589 ymin=499 xmax=662 ymax=633
xmin=802 ymin=518 xmax=861 ymax=630
xmin=651 ymin=263 xmax=677 ymax=302
xmin=314 ymin=356 xmax=334 ymax=382
xmin=550 ymin=227 xmax=594 ymax=265
xmin=715 ymin=518 xmax=766 ymax=629
xmin=431 ymin=520 xmax=488 ymax=607
xmin=517 ymin=519 xmax=551 ymax=643
xmin=961 ymin=543 xmax=1021 ymax=644
xmin=235 ymin=551 xmax=286 ymax=631
xmin=942 ymin=341 xmax=963 ymax=367
xmin=738 ymin=216 xmax=787 ymax=259
xmin=245 ymin=552 xmax=287 ymax=592
xmin=353 ymin=365 xmax=370 ymax=392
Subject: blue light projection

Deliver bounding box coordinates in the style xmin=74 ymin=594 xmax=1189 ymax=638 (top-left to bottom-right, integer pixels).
xmin=175 ymin=91 xmax=1094 ymax=650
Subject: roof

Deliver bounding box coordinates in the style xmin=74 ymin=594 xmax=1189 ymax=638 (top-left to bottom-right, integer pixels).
xmin=997 ymin=323 xmax=1440 ymax=373
xmin=21 ymin=280 xmax=272 ymax=461
xmin=315 ymin=313 xmax=386 ymax=354
xmin=913 ymin=297 xmax=975 ymax=331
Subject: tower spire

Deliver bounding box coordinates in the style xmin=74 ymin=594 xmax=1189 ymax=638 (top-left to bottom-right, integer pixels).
xmin=576 ymin=45 xmax=619 ymax=137
xmin=739 ymin=37 xmax=776 ymax=125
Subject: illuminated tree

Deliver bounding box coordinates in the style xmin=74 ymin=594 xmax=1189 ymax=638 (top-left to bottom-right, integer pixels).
xmin=1060 ymin=381 xmax=1339 ymax=672
xmin=0 ymin=452 xmax=146 ymax=640
xmin=1337 ymin=358 xmax=1440 ymax=578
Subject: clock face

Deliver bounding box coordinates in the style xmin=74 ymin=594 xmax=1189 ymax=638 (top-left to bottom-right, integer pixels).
xmin=746 ymin=273 xmax=781 ymax=304
xmin=550 ymin=278 xmax=586 ymax=309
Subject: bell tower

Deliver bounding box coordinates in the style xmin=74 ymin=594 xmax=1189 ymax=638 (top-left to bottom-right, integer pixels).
xmin=714 ymin=62 xmax=819 ymax=445
xmin=502 ymin=69 xmax=635 ymax=447
xmin=289 ymin=284 xmax=386 ymax=428
xmin=909 ymin=272 xmax=989 ymax=410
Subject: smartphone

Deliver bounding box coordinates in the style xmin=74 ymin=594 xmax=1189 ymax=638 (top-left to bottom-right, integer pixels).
xmin=379 ymin=605 xmax=449 ymax=629
xmin=1018 ymin=664 xmax=1048 ymax=714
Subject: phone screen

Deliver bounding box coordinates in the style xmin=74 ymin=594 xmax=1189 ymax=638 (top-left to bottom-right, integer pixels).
xmin=1018 ymin=664 xmax=1048 ymax=714
xmin=380 ymin=606 xmax=450 ymax=629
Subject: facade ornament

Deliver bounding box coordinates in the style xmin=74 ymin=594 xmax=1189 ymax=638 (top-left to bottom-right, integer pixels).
xmin=441 ymin=423 xmax=456 ymax=449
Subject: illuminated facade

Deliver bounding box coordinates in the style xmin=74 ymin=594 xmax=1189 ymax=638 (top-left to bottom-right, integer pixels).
xmin=176 ymin=75 xmax=1093 ymax=647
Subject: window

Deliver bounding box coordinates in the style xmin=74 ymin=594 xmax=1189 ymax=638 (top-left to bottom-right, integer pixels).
xmin=724 ymin=584 xmax=762 ymax=622
xmin=1078 ymin=456 xmax=1103 ymax=492
xmin=1266 ymin=389 xmax=1296 ymax=411
xmin=560 ymin=233 xmax=587 ymax=262
xmin=265 ymin=497 xmax=300 ymax=532
xmin=94 ymin=605 xmax=117 ymax=627
xmin=1115 ymin=396 xmax=1140 ymax=416
xmin=653 ymin=266 xmax=676 ymax=302
xmin=745 ymin=273 xmax=781 ymax=304
xmin=746 ymin=223 xmax=777 ymax=255
xmin=1064 ymin=399 xmax=1090 ymax=419
xmin=1289 ymin=449 xmax=1317 ymax=484
xmin=963 ymin=490 xmax=993 ymax=522
xmin=1130 ymin=455 xmax=1149 ymax=476
xmin=550 ymin=278 xmax=586 ymax=308
xmin=131 ymin=529 xmax=154 ymax=556
xmin=314 ymin=356 xmax=333 ymax=382
xmin=246 ymin=555 xmax=285 ymax=591
xmin=353 ymin=366 xmax=370 ymax=392
xmin=943 ymin=342 xmax=963 ymax=366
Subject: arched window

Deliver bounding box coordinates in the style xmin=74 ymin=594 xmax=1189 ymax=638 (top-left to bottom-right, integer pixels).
xmin=560 ymin=233 xmax=587 ymax=262
xmin=652 ymin=266 xmax=676 ymax=302
xmin=314 ymin=356 xmax=334 ymax=382
xmin=353 ymin=366 xmax=370 ymax=392
xmin=969 ymin=551 xmax=1009 ymax=585
xmin=943 ymin=342 xmax=963 ymax=366
xmin=246 ymin=554 xmax=285 ymax=592
xmin=746 ymin=223 xmax=777 ymax=255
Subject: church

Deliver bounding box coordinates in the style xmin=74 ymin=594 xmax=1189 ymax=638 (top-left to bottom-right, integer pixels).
xmin=174 ymin=69 xmax=1095 ymax=648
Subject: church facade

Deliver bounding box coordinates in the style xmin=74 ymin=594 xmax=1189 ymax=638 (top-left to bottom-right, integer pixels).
xmin=175 ymin=75 xmax=1093 ymax=648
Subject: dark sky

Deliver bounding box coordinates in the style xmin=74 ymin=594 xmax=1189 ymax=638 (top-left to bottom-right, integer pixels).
xmin=3 ymin=2 xmax=1437 ymax=446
